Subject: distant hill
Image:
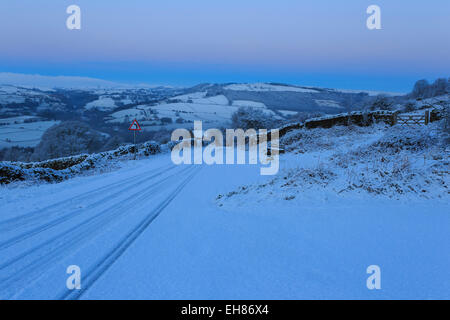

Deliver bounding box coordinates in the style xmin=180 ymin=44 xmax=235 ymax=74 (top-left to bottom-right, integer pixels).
xmin=0 ymin=72 xmax=173 ymax=90
xmin=0 ymin=73 xmax=411 ymax=150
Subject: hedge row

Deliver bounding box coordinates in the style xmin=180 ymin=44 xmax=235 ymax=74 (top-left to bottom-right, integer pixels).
xmin=0 ymin=141 xmax=161 ymax=185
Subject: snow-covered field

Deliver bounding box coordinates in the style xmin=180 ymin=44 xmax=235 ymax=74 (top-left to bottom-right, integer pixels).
xmin=332 ymin=88 xmax=406 ymax=97
xmin=0 ymin=85 xmax=47 ymax=105
xmin=0 ymin=122 xmax=448 ymax=300
xmin=224 ymin=83 xmax=320 ymax=93
xmin=314 ymin=99 xmax=343 ymax=109
xmin=84 ymin=97 xmax=117 ymax=112
xmin=108 ymin=94 xmax=282 ymax=129
xmin=0 ymin=120 xmax=59 ymax=148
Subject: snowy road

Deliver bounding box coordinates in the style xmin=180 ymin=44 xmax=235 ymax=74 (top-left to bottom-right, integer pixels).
xmin=0 ymin=153 xmax=449 ymax=299
xmin=0 ymin=158 xmax=202 ymax=299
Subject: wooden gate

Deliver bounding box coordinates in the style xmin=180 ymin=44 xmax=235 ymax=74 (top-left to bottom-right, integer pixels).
xmin=395 ymin=110 xmax=430 ymax=126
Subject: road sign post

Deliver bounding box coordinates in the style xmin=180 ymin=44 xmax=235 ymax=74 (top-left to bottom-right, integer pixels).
xmin=128 ymin=119 xmax=142 ymax=160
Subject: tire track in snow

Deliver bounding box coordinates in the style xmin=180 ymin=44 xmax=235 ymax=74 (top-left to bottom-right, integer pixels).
xmin=0 ymin=163 xmax=175 ymax=232
xmin=0 ymin=165 xmax=178 ymax=250
xmin=0 ymin=165 xmax=195 ymax=297
xmin=61 ymin=167 xmax=200 ymax=300
xmin=0 ymin=165 xmax=190 ymax=275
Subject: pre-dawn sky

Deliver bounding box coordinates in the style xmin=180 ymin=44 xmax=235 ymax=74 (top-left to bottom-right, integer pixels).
xmin=0 ymin=0 xmax=449 ymax=91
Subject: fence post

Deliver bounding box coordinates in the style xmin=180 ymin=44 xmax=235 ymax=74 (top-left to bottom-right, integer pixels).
xmin=392 ymin=113 xmax=397 ymax=126
xmin=425 ymin=110 xmax=429 ymax=125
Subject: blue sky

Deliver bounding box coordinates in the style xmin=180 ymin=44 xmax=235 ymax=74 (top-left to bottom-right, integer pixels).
xmin=0 ymin=0 xmax=449 ymax=91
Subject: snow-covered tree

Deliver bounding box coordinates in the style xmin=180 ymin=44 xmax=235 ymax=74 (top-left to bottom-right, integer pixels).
xmin=411 ymin=79 xmax=430 ymax=98
xmin=32 ymin=121 xmax=106 ymax=161
xmin=0 ymin=146 xmax=34 ymax=162
xmin=369 ymin=95 xmax=393 ymax=111
xmin=231 ymin=107 xmax=275 ymax=130
xmin=411 ymin=78 xmax=449 ymax=99
xmin=432 ymin=78 xmax=448 ymax=97
xmin=102 ymin=135 xmax=124 ymax=151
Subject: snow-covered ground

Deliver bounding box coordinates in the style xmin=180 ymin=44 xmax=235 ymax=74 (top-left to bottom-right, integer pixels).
xmin=107 ymin=95 xmax=282 ymax=129
xmin=84 ymin=97 xmax=117 ymax=112
xmin=0 ymin=120 xmax=59 ymax=148
xmin=0 ymin=123 xmax=448 ymax=300
xmin=314 ymin=99 xmax=343 ymax=109
xmin=332 ymin=88 xmax=406 ymax=97
xmin=223 ymin=83 xmax=406 ymax=97
xmin=224 ymin=83 xmax=320 ymax=93
xmin=0 ymin=85 xmax=48 ymax=104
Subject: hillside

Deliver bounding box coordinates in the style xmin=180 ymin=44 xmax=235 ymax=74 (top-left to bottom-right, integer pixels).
xmin=0 ymin=74 xmax=410 ymax=152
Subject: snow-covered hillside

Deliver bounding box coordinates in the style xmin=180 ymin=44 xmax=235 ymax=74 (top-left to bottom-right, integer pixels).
xmin=0 ymin=74 xmax=443 ymax=159
xmin=84 ymin=97 xmax=118 ymax=112
xmin=102 ymin=82 xmax=408 ymax=131
xmin=224 ymin=83 xmax=321 ymax=93
xmin=218 ymin=123 xmax=449 ymax=204
xmin=224 ymin=82 xmax=405 ymax=96
xmin=0 ymin=73 xmax=131 ymax=89
xmin=108 ymin=93 xmax=282 ymax=130
xmin=0 ymin=85 xmax=65 ymax=112
xmin=0 ymin=117 xmax=59 ymax=148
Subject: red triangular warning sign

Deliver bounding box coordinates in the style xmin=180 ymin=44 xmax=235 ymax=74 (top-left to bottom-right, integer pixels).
xmin=128 ymin=119 xmax=142 ymax=131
